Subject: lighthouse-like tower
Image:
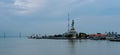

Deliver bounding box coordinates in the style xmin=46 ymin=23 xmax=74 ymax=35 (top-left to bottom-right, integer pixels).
xmin=63 ymin=19 xmax=78 ymax=38
xmin=71 ymin=20 xmax=75 ymax=30
xmin=68 ymin=19 xmax=78 ymax=38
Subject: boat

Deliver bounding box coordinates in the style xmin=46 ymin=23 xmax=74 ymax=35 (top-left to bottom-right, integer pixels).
xmin=106 ymin=32 xmax=120 ymax=41
xmin=109 ymin=39 xmax=120 ymax=41
xmin=108 ymin=37 xmax=120 ymax=41
xmin=27 ymin=34 xmax=42 ymax=39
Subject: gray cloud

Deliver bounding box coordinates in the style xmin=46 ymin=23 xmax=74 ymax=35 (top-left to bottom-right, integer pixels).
xmin=0 ymin=0 xmax=95 ymax=15
xmin=1 ymin=0 xmax=120 ymax=35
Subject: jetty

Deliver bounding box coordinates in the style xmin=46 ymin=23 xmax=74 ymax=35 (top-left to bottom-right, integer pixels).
xmin=28 ymin=19 xmax=84 ymax=39
xmin=27 ymin=15 xmax=120 ymax=41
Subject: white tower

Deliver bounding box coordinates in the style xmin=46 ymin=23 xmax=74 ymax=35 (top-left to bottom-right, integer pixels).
xmin=68 ymin=19 xmax=78 ymax=38
xmin=63 ymin=13 xmax=78 ymax=38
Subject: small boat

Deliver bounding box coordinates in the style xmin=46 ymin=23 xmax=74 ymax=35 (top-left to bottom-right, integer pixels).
xmin=106 ymin=37 xmax=120 ymax=42
xmin=109 ymin=39 xmax=120 ymax=41
xmin=27 ymin=34 xmax=42 ymax=39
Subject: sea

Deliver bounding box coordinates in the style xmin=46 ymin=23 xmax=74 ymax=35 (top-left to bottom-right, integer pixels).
xmin=0 ymin=37 xmax=120 ymax=55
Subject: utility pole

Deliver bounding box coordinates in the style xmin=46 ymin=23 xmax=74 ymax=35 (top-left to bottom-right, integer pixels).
xmin=19 ymin=32 xmax=21 ymax=38
xmin=4 ymin=32 xmax=6 ymax=39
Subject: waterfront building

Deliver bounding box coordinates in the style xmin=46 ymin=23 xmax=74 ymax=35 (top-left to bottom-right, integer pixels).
xmin=89 ymin=33 xmax=107 ymax=40
xmin=78 ymin=32 xmax=88 ymax=39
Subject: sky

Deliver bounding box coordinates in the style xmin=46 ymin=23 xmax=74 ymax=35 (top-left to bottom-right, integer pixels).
xmin=0 ymin=0 xmax=120 ymax=36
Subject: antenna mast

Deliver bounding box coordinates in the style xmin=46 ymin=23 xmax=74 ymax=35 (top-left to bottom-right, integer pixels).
xmin=19 ymin=32 xmax=21 ymax=38
xmin=4 ymin=32 xmax=6 ymax=39
xmin=68 ymin=13 xmax=70 ymax=32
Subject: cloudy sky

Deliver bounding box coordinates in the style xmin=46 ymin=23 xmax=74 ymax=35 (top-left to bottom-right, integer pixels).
xmin=0 ymin=0 xmax=120 ymax=35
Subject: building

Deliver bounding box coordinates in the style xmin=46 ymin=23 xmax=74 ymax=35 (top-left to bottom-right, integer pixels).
xmin=78 ymin=32 xmax=88 ymax=39
xmin=89 ymin=33 xmax=107 ymax=40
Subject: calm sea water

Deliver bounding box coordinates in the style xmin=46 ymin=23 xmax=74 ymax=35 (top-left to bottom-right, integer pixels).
xmin=0 ymin=38 xmax=120 ymax=55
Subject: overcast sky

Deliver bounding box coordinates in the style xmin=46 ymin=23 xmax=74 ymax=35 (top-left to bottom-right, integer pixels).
xmin=0 ymin=0 xmax=120 ymax=35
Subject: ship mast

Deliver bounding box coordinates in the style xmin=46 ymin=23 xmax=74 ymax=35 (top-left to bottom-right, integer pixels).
xmin=68 ymin=13 xmax=70 ymax=32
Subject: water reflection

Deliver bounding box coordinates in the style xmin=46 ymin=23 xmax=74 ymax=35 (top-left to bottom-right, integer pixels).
xmin=67 ymin=39 xmax=88 ymax=55
xmin=1 ymin=38 xmax=120 ymax=55
xmin=68 ymin=39 xmax=77 ymax=55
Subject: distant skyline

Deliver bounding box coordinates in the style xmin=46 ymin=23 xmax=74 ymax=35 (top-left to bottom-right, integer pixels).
xmin=0 ymin=0 xmax=120 ymax=35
